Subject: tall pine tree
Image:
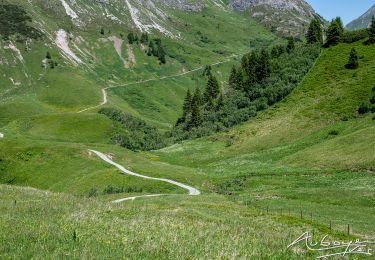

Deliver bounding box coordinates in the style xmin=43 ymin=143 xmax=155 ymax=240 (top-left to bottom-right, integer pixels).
xmin=157 ymin=45 xmax=166 ymax=64
xmin=368 ymin=16 xmax=375 ymax=44
xmin=188 ymin=88 xmax=202 ymax=128
xmin=241 ymin=52 xmax=258 ymax=92
xmin=127 ymin=32 xmax=135 ymax=44
xmin=182 ymin=89 xmax=192 ymax=120
xmin=229 ymin=65 xmax=237 ymax=88
xmin=193 ymin=86 xmax=203 ymax=107
xmin=256 ymin=49 xmax=271 ymax=82
xmin=204 ymin=74 xmax=220 ymax=103
xmin=306 ymin=18 xmax=323 ymax=44
xmin=325 ymin=17 xmax=344 ymax=47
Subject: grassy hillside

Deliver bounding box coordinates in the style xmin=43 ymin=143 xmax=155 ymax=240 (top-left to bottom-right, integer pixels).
xmin=152 ymin=40 xmax=375 ymax=237
xmin=0 ymin=184 xmax=367 ymax=259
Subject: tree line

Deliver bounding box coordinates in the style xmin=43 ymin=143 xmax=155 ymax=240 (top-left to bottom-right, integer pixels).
xmin=100 ymin=29 xmax=167 ymax=64
xmin=172 ymin=40 xmax=320 ymax=140
xmin=171 ymin=16 xmax=375 ymax=141
xmin=128 ymin=32 xmax=166 ymax=64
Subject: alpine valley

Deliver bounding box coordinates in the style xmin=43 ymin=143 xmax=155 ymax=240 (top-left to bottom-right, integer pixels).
xmin=0 ymin=0 xmax=374 ymax=259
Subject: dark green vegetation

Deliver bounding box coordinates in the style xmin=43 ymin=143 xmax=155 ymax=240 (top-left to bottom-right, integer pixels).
xmin=325 ymin=16 xmax=375 ymax=46
xmin=366 ymin=16 xmax=375 ymax=44
xmin=173 ymin=42 xmax=320 ymax=140
xmin=0 ymin=2 xmax=42 ymax=41
xmin=358 ymin=85 xmax=375 ymax=114
xmin=99 ymin=108 xmax=166 ymax=151
xmin=345 ymin=47 xmax=359 ymax=69
xmin=128 ymin=32 xmax=166 ymax=64
xmin=306 ymin=18 xmax=323 ymax=44
xmin=324 ymin=17 xmax=344 ymax=47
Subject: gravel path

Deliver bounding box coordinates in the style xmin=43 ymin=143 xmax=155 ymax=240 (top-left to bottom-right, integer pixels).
xmin=90 ymin=150 xmax=200 ymax=202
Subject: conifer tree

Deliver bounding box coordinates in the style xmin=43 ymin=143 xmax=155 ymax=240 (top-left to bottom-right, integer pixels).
xmin=157 ymin=45 xmax=166 ymax=64
xmin=204 ymin=74 xmax=220 ymax=103
xmin=325 ymin=17 xmax=344 ymax=47
xmin=182 ymin=89 xmax=192 ymax=120
xmin=100 ymin=28 xmax=104 ymax=35
xmin=368 ymin=16 xmax=375 ymax=44
xmin=256 ymin=48 xmax=271 ymax=81
xmin=306 ymin=18 xmax=323 ymax=44
xmin=189 ymin=90 xmax=202 ymax=128
xmin=202 ymin=65 xmax=212 ymax=77
xmin=193 ymin=87 xmax=203 ymax=107
xmin=140 ymin=33 xmax=149 ymax=44
xmin=236 ymin=68 xmax=245 ymax=91
xmin=229 ymin=66 xmax=238 ymax=89
xmin=345 ymin=47 xmax=359 ymax=69
xmin=216 ymin=94 xmax=224 ymax=111
xmin=127 ymin=32 xmax=135 ymax=44
xmin=242 ymin=52 xmax=258 ymax=86
xmin=148 ymin=41 xmax=154 ymax=56
xmin=46 ymin=51 xmax=51 ymax=59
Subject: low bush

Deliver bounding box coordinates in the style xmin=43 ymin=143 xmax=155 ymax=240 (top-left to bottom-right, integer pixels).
xmin=99 ymin=108 xmax=167 ymax=151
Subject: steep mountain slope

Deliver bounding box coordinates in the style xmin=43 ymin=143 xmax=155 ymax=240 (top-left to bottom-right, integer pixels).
xmin=346 ymin=4 xmax=375 ymax=30
xmin=229 ymin=0 xmax=322 ymax=37
xmin=0 ymin=0 xmax=277 ymax=125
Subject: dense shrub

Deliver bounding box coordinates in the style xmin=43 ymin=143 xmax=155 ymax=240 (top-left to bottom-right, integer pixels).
xmin=103 ymin=185 xmax=143 ymax=194
xmin=99 ymin=108 xmax=166 ymax=151
xmin=342 ymin=29 xmax=370 ymax=43
xmin=358 ymin=101 xmax=371 ymax=114
xmin=0 ymin=3 xmax=42 ymax=41
xmin=87 ymin=187 xmax=98 ymax=198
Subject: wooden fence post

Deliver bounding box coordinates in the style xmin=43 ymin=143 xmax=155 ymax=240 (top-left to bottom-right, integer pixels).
xmin=347 ymin=224 xmax=350 ymax=235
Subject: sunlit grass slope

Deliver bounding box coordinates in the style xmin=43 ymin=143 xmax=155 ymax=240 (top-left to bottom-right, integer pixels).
xmin=0 ymin=184 xmax=365 ymax=259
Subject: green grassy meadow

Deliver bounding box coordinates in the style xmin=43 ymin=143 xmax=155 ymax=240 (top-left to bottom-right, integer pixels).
xmin=1 ymin=184 xmax=370 ymax=259
xmin=0 ymin=1 xmax=375 ymax=257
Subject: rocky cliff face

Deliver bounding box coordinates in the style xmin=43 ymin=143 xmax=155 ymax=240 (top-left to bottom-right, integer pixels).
xmin=229 ymin=0 xmax=320 ymax=38
xmin=346 ymin=4 xmax=375 ymax=30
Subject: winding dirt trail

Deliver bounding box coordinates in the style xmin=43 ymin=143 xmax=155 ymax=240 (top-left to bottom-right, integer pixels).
xmin=83 ymin=54 xmax=244 ymax=200
xmin=78 ymin=88 xmax=108 ymax=113
xmin=90 ymin=150 xmax=200 ymax=202
xmin=77 ymin=53 xmax=242 ymax=113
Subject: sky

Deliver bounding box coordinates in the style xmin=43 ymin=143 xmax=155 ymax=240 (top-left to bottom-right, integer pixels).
xmin=306 ymin=0 xmax=374 ymax=25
